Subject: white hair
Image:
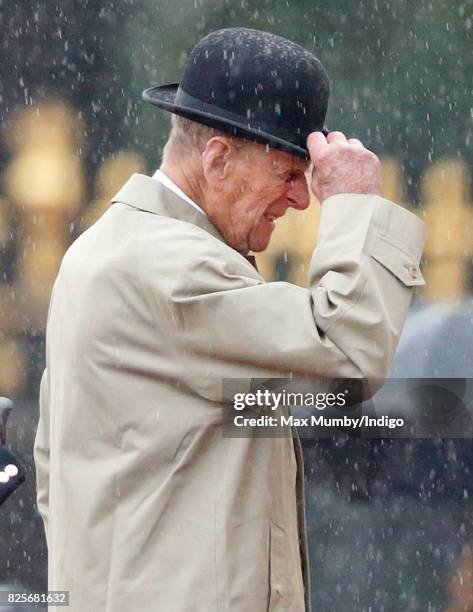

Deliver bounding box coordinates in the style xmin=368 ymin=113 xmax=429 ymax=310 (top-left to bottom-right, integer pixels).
xmin=170 ymin=114 xmax=224 ymax=151
xmin=162 ymin=114 xmax=249 ymax=162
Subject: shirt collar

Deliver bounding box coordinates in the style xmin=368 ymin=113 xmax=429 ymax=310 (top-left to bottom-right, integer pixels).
xmin=152 ymin=169 xmax=207 ymax=217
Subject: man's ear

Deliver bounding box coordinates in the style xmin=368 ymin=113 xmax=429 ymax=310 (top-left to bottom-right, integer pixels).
xmin=202 ymin=137 xmax=232 ymax=183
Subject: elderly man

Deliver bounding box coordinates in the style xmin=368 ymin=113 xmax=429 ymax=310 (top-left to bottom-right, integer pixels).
xmin=34 ymin=27 xmax=425 ymax=612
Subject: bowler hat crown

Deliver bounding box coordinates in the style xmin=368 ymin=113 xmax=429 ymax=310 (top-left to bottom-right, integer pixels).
xmin=142 ymin=27 xmax=330 ymax=158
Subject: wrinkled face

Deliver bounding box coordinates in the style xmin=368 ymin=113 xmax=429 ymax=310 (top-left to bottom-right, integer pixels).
xmin=205 ymin=141 xmax=311 ymax=254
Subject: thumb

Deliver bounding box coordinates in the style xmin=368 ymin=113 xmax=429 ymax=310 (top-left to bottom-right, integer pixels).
xmin=308 ymin=166 xmax=322 ymax=202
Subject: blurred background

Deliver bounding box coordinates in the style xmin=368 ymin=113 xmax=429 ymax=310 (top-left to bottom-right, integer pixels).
xmin=1 ymin=0 xmax=473 ymax=610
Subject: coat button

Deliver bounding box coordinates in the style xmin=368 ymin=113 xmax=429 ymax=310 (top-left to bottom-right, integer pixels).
xmin=4 ymin=464 xmax=18 ymax=477
xmin=407 ymin=265 xmax=419 ymax=280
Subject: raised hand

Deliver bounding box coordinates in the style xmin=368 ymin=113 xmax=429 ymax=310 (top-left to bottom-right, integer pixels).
xmin=306 ymin=131 xmax=382 ymax=203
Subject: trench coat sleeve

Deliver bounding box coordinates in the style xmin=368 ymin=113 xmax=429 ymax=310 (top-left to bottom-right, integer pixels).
xmin=34 ymin=368 xmax=50 ymax=546
xmin=164 ymin=194 xmax=426 ymax=381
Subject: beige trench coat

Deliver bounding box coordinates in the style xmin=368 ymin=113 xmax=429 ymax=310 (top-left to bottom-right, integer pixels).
xmin=34 ymin=173 xmax=425 ymax=611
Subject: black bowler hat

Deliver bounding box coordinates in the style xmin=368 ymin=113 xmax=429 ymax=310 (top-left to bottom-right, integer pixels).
xmin=142 ymin=27 xmax=330 ymax=159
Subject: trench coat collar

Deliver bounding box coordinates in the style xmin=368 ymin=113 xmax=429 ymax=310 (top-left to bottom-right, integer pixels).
xmin=111 ymin=173 xmax=226 ymax=245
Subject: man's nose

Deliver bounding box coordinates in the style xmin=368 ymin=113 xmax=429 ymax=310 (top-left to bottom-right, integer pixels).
xmin=287 ymin=176 xmax=310 ymax=210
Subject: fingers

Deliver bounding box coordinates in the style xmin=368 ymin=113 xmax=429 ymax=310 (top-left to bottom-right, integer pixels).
xmin=326 ymin=131 xmax=347 ymax=144
xmin=307 ymin=131 xmax=365 ymax=156
xmin=328 ymin=132 xmax=364 ymax=147
xmin=347 ymin=138 xmax=363 ymax=147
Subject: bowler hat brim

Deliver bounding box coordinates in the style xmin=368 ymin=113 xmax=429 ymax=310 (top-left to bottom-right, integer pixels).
xmin=143 ymin=84 xmax=328 ymax=160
